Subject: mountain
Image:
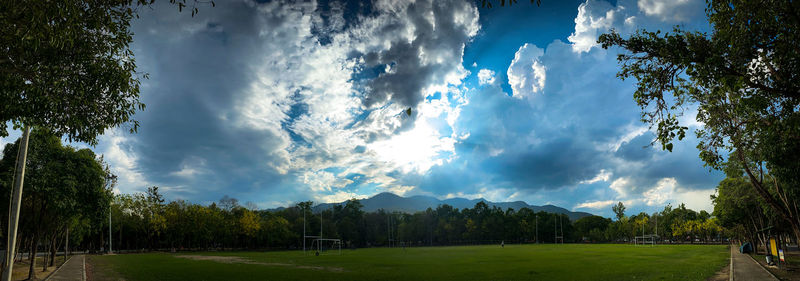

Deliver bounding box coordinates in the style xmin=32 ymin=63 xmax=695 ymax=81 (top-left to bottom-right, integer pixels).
xmin=308 ymin=192 xmax=595 ymax=221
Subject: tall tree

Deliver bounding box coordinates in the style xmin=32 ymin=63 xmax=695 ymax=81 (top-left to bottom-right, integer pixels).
xmin=612 ymin=202 xmax=626 ymax=221
xmin=599 ymin=0 xmax=800 ymax=241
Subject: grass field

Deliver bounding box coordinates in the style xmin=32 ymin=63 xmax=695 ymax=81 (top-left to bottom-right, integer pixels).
xmin=87 ymin=244 xmax=728 ymax=281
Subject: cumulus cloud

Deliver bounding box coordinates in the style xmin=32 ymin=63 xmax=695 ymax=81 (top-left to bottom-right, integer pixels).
xmin=568 ymin=0 xmax=619 ymax=53
xmin=477 ymin=69 xmax=496 ymax=85
xmin=507 ymin=43 xmax=546 ymax=98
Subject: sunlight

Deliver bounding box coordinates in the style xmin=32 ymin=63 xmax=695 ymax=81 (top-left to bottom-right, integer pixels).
xmin=368 ymin=119 xmax=455 ymax=174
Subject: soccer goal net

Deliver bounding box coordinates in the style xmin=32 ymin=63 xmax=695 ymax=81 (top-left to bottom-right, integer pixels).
xmin=310 ymin=238 xmax=342 ymax=255
xmin=634 ymin=234 xmax=658 ymax=246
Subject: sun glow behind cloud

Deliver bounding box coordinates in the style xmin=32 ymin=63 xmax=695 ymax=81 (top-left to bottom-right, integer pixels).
xmin=369 ymin=116 xmax=456 ymax=174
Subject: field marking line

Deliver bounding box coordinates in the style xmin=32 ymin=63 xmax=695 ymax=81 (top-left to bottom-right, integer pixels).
xmin=82 ymin=255 xmax=86 ymax=281
xmin=743 ymin=250 xmax=779 ymax=281
xmin=729 ymin=245 xmax=733 ymax=281
xmin=43 ymin=255 xmax=74 ymax=281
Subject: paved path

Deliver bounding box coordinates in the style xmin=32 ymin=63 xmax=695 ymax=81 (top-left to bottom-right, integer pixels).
xmin=731 ymin=245 xmax=778 ymax=281
xmin=46 ymin=255 xmax=84 ymax=281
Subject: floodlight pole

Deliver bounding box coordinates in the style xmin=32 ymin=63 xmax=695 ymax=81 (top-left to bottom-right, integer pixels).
xmin=560 ymin=216 xmax=563 ymax=244
xmin=387 ymin=215 xmax=391 ymax=248
xmin=303 ymin=209 xmax=306 ymax=253
xmin=655 ymin=214 xmax=658 ymax=244
xmin=535 ymin=215 xmax=538 ymax=243
xmin=109 ymin=209 xmax=112 ymax=254
xmin=2 ymin=126 xmax=30 ymax=281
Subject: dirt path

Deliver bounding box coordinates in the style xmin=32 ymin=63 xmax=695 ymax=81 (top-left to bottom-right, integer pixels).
xmin=174 ymin=255 xmax=344 ymax=272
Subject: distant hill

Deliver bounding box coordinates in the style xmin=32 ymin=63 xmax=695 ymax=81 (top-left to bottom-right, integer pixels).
xmin=304 ymin=192 xmax=594 ymax=221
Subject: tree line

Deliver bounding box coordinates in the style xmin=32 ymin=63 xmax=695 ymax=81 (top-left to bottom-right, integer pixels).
xmin=0 ymin=129 xmax=112 ymax=279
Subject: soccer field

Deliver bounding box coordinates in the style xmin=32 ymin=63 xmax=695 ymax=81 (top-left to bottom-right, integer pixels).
xmin=88 ymin=244 xmax=728 ymax=281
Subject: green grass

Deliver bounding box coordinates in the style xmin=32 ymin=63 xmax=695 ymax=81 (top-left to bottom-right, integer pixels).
xmin=88 ymin=244 xmax=728 ymax=281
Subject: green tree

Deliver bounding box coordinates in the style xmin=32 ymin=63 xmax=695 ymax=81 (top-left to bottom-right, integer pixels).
xmin=599 ymin=0 xmax=800 ymax=241
xmin=0 ymin=130 xmax=110 ymax=279
xmin=612 ymin=202 xmax=626 ymax=221
xmin=574 ymin=216 xmax=611 ymax=242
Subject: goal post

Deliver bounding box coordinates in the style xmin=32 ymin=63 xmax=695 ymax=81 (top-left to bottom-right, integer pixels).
xmin=634 ymin=234 xmax=658 ymax=246
xmin=310 ymin=238 xmax=342 ymax=255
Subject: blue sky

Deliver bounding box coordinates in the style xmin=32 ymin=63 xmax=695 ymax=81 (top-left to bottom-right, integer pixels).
xmin=1 ymin=0 xmax=723 ymax=217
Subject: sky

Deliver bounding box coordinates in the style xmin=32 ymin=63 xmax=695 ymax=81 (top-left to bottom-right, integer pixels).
xmin=1 ymin=0 xmax=724 ymax=218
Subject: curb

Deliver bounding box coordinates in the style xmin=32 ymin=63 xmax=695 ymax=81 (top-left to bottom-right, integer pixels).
xmin=43 ymin=255 xmax=74 ymax=281
xmin=729 ymin=245 xmax=734 ymax=281
xmin=744 ymin=252 xmax=780 ymax=281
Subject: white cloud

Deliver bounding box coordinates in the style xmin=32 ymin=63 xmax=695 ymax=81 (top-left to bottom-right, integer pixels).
xmin=507 ymin=43 xmax=546 ymax=98
xmin=315 ymin=190 xmax=363 ymax=203
xmin=568 ymin=0 xmax=618 ymax=53
xmin=302 ymin=170 xmax=354 ymax=193
xmin=641 ymin=177 xmax=714 ymax=212
xmin=609 ymin=176 xmax=631 ymax=197
xmin=642 ymin=177 xmax=677 ymax=206
xmin=387 ymin=185 xmax=416 ymax=196
xmin=575 ymin=200 xmax=615 ymax=210
xmin=600 ymin=124 xmax=649 ymax=152
xmin=580 ymin=169 xmax=612 ymax=184
xmin=637 ymin=0 xmax=700 ymax=22
xmin=99 ymin=130 xmax=147 ymax=194
xmin=477 ymin=69 xmax=496 ymax=85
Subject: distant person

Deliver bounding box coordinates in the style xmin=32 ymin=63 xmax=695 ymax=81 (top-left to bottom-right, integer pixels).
xmin=501 ymin=241 xmax=504 ymax=248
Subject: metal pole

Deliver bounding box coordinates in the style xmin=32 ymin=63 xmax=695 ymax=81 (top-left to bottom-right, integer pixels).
xmin=535 ymin=215 xmax=538 ymax=243
xmin=65 ymin=227 xmax=69 ymax=260
xmin=560 ymin=216 xmax=564 ymax=244
xmin=303 ymin=210 xmax=306 ymax=254
xmin=2 ymin=126 xmax=30 ymax=281
xmin=387 ymin=215 xmax=391 ymax=248
xmin=109 ymin=209 xmax=113 ymax=254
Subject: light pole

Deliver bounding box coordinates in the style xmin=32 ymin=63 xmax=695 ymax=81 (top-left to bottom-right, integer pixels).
xmin=109 ymin=208 xmax=112 ymax=254
xmin=2 ymin=126 xmax=30 ymax=281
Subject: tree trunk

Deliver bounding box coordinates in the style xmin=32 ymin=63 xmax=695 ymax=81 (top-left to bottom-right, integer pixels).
xmin=48 ymin=233 xmax=57 ymax=268
xmin=737 ymin=150 xmax=800 ymax=244
xmin=27 ymin=233 xmax=36 ymax=280
xmin=41 ymin=240 xmax=48 ymax=272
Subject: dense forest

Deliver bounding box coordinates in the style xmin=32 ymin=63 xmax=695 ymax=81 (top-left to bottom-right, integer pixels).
xmin=104 ymin=192 xmax=726 ymax=252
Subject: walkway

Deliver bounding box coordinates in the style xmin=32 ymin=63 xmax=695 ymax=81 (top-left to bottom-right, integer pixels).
xmin=46 ymin=255 xmax=84 ymax=281
xmin=731 ymin=246 xmax=778 ymax=281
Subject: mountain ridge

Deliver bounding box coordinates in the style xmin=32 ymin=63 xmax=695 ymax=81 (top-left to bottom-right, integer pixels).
xmin=288 ymin=192 xmax=595 ymax=221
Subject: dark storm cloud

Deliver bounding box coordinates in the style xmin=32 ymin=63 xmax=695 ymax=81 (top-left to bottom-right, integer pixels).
xmin=126 ymin=1 xmax=295 ymax=198
xmin=615 ymin=133 xmax=654 ymax=162
xmin=360 ymin=1 xmax=477 ymax=108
